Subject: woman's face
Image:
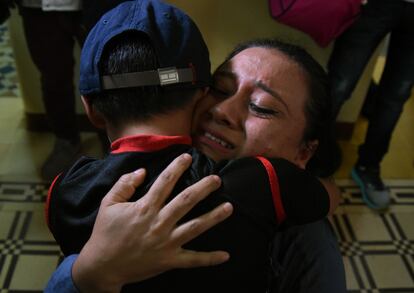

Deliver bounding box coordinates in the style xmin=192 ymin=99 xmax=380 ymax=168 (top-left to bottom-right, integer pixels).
xmin=193 ymin=47 xmax=316 ymax=168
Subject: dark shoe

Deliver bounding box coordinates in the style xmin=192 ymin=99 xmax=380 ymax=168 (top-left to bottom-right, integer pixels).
xmin=41 ymin=138 xmax=81 ymax=182
xmin=351 ymin=165 xmax=391 ymax=210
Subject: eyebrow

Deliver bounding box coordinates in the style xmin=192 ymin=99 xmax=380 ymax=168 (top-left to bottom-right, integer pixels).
xmin=214 ymin=69 xmax=291 ymax=115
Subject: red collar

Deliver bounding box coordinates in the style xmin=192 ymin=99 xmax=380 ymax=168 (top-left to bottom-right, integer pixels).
xmin=111 ymin=134 xmax=192 ymax=154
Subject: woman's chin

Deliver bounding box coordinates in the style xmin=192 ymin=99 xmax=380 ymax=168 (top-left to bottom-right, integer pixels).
xmin=196 ymin=144 xmax=227 ymax=162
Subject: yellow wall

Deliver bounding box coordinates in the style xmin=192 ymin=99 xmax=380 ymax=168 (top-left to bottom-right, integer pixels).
xmin=9 ymin=0 xmax=381 ymax=123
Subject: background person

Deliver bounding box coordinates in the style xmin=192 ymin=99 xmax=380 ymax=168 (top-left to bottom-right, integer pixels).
xmin=18 ymin=0 xmax=85 ymax=180
xmin=328 ymin=0 xmax=414 ymax=210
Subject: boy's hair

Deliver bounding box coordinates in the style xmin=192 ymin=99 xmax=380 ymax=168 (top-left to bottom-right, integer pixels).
xmin=79 ymin=0 xmax=212 ymax=128
xmin=87 ymin=31 xmax=197 ymax=128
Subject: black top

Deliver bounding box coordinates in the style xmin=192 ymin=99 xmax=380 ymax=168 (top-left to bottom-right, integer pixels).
xmin=47 ymin=134 xmax=329 ymax=293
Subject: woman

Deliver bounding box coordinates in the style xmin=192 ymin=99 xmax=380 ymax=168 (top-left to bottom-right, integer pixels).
xmin=47 ymin=39 xmax=345 ymax=293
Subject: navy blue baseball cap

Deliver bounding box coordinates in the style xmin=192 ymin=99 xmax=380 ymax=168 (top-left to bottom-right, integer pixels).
xmin=79 ymin=0 xmax=211 ymax=95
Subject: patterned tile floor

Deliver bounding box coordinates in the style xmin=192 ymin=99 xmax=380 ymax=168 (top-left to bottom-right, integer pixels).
xmin=334 ymin=180 xmax=414 ymax=292
xmin=0 ymin=22 xmax=20 ymax=98
xmin=0 ymin=180 xmax=413 ymax=292
xmin=0 ymin=182 xmax=62 ymax=293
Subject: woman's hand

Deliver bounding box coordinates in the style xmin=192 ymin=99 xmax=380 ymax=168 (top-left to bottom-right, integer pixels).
xmin=72 ymin=154 xmax=233 ymax=292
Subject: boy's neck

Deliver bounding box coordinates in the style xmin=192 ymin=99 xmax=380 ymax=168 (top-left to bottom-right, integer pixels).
xmin=107 ymin=107 xmax=195 ymax=142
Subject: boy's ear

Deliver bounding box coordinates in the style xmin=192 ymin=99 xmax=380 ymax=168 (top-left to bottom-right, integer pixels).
xmin=81 ymin=96 xmax=106 ymax=129
xmin=194 ymin=87 xmax=208 ymax=102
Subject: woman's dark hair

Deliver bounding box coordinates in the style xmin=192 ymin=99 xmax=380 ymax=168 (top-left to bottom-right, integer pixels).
xmin=87 ymin=31 xmax=197 ymax=128
xmin=225 ymin=38 xmax=341 ymax=177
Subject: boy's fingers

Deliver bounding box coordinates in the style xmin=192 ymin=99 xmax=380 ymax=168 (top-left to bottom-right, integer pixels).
xmin=171 ymin=202 xmax=233 ymax=246
xmin=159 ymin=175 xmax=221 ymax=225
xmin=144 ymin=154 xmax=192 ymax=208
xmin=102 ymin=169 xmax=146 ymax=206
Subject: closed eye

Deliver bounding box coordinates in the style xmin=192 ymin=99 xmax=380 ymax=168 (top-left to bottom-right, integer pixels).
xmin=249 ymin=103 xmax=278 ymax=117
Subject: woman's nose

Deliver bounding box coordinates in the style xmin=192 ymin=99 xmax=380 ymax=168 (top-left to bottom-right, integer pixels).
xmin=210 ymin=95 xmax=243 ymax=129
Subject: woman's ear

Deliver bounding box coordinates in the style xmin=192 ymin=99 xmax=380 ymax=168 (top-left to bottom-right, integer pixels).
xmin=81 ymin=96 xmax=106 ymax=129
xmin=295 ymin=140 xmax=319 ymax=169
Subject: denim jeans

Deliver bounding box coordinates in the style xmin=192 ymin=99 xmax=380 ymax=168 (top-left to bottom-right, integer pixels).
xmin=328 ymin=0 xmax=414 ymax=169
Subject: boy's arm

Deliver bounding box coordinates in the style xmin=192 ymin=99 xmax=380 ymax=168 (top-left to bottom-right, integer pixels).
xmin=218 ymin=157 xmax=330 ymax=226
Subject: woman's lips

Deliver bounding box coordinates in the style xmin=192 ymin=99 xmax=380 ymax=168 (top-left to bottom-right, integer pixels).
xmin=196 ymin=130 xmax=235 ymax=155
xmin=204 ymin=132 xmax=234 ymax=149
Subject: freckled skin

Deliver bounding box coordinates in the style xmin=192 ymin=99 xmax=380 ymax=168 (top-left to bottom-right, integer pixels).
xmin=193 ymin=47 xmax=316 ymax=168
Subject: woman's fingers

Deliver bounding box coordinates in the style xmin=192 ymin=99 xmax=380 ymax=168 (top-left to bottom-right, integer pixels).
xmin=102 ymin=168 xmax=147 ymax=206
xmin=174 ymin=250 xmax=230 ymax=269
xmin=171 ymin=202 xmax=233 ymax=246
xmin=143 ymin=153 xmax=192 ymax=208
xmin=159 ymin=175 xmax=222 ymax=225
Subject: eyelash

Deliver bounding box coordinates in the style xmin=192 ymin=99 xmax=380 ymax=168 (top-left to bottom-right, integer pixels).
xmin=249 ymin=103 xmax=278 ymax=117
xmin=210 ymin=86 xmax=279 ymax=118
